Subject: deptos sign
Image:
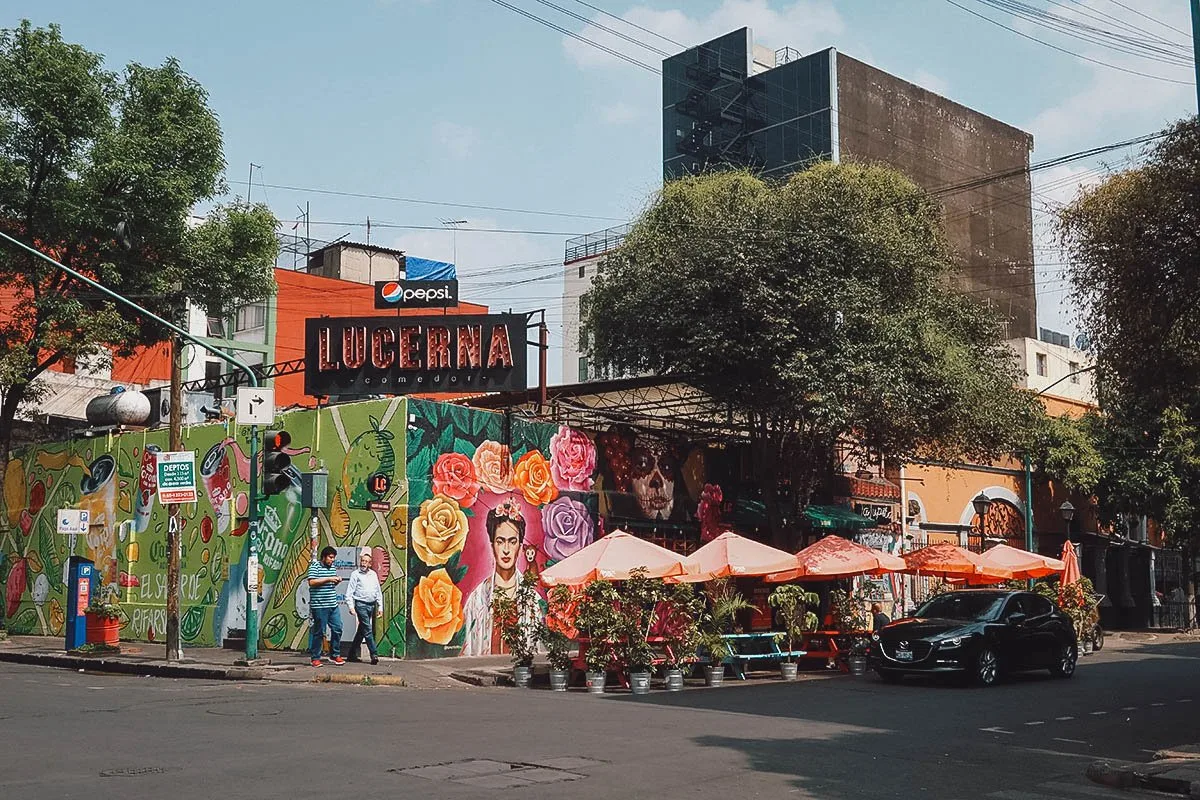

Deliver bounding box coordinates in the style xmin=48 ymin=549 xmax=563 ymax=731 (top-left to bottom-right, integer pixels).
xmin=304 ymin=314 xmax=527 ymax=396
xmin=373 ymin=280 xmax=459 ymax=309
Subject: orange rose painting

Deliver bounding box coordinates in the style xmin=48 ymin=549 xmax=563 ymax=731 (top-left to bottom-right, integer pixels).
xmin=411 ymin=568 xmax=465 ymax=645
xmin=472 ymin=440 xmax=513 ymax=494
xmin=513 ymin=450 xmax=558 ymax=506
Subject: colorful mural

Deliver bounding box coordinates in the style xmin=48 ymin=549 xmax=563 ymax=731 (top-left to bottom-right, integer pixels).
xmin=0 ymin=398 xmax=410 ymax=656
xmin=403 ymin=399 xmax=599 ymax=658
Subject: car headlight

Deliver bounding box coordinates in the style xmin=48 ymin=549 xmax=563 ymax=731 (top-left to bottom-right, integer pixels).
xmin=936 ymin=636 xmax=964 ymax=648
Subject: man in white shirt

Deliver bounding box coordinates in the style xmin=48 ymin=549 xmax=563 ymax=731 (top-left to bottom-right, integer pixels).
xmin=345 ymin=550 xmax=384 ymax=664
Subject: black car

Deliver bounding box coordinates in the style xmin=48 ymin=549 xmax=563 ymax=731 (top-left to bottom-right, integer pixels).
xmin=869 ymin=589 xmax=1078 ymax=686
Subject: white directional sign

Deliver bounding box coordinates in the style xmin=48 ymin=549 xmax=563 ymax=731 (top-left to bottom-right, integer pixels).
xmin=56 ymin=509 xmax=89 ymax=535
xmin=236 ymin=387 xmax=275 ymax=426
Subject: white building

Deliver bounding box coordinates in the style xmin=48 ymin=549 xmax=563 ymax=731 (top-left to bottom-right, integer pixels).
xmin=1007 ymin=330 xmax=1096 ymax=408
xmin=561 ymin=224 xmax=629 ymax=384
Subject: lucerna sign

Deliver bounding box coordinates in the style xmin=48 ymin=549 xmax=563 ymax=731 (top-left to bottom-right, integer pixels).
xmin=304 ymin=314 xmax=527 ymax=396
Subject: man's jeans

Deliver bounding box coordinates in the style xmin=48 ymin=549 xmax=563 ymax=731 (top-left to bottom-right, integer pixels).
xmin=351 ymin=600 xmax=378 ymax=658
xmin=310 ymin=606 xmax=342 ymax=660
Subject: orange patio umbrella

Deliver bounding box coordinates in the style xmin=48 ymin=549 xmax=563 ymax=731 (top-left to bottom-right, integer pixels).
xmin=672 ymin=531 xmax=798 ymax=583
xmin=539 ymin=530 xmax=690 ymax=587
xmin=979 ymin=543 xmax=1065 ymax=580
xmin=901 ymin=542 xmax=1014 ymax=581
xmin=765 ymin=534 xmax=906 ymax=582
xmin=1060 ymin=540 xmax=1081 ymax=586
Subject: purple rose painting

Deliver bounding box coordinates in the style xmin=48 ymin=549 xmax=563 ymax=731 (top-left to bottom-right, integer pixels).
xmin=541 ymin=496 xmax=594 ymax=562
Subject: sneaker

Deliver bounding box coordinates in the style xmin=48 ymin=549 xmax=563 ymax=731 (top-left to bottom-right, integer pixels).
xmin=370 ymin=656 xmax=379 ymax=665
xmin=330 ymin=656 xmax=346 ymax=666
xmin=311 ymin=659 xmax=322 ymax=667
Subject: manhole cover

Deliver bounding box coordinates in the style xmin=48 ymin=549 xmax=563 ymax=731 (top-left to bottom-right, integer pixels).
xmin=100 ymin=767 xmax=168 ymax=778
xmin=392 ymin=758 xmax=602 ymax=789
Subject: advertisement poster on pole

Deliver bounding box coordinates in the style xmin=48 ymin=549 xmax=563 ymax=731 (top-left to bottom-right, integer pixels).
xmin=156 ymin=451 xmax=198 ymax=504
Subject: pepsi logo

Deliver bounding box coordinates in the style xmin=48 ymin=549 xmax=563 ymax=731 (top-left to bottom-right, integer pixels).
xmin=381 ymin=282 xmax=403 ymax=303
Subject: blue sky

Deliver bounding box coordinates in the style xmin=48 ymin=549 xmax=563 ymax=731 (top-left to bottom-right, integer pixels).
xmin=12 ymin=1 xmax=1198 ymax=380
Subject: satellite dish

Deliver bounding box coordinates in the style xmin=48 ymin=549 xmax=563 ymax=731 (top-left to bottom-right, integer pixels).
xmin=1075 ymin=333 xmax=1092 ymax=351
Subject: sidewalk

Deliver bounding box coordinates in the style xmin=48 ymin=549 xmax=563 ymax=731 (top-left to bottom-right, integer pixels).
xmin=0 ymin=634 xmax=511 ymax=689
xmin=1088 ymin=745 xmax=1200 ymax=798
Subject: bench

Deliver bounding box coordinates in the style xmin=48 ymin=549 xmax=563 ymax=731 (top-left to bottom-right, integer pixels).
xmin=719 ymin=632 xmax=806 ymax=680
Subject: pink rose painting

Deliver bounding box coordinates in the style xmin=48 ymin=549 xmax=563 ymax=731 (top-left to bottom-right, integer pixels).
xmin=472 ymin=440 xmax=514 ymax=494
xmin=541 ymin=496 xmax=594 ymax=562
xmin=549 ymin=426 xmax=596 ymax=492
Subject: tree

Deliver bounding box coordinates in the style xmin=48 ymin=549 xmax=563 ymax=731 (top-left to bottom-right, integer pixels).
xmin=583 ymin=164 xmax=1037 ymax=543
xmin=0 ymin=21 xmax=278 ymax=482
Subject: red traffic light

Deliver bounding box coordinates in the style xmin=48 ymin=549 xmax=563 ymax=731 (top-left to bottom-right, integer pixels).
xmin=264 ymin=429 xmax=291 ymax=450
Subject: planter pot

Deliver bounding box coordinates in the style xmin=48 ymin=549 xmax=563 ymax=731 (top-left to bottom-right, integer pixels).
xmin=780 ymin=662 xmax=799 ymax=681
xmin=548 ymin=669 xmax=570 ymax=692
xmin=847 ymin=655 xmax=868 ymax=677
xmin=512 ymin=665 xmax=532 ymax=688
xmin=703 ymin=665 xmax=725 ymax=687
xmin=585 ymin=671 xmax=607 ymax=695
xmin=665 ymin=668 xmax=685 ymax=692
xmin=1081 ymin=637 xmax=1093 ymax=655
xmin=85 ymin=613 xmax=120 ymax=647
xmin=629 ymin=670 xmax=652 ymax=695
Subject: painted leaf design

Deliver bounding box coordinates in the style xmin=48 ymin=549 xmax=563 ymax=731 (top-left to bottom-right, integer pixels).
xmin=273 ymin=534 xmax=313 ymax=609
xmin=3 ymin=457 xmax=24 ymax=527
xmin=49 ymin=598 xmax=64 ymax=635
xmin=24 ymin=551 xmax=43 ymax=576
xmin=329 ymin=489 xmax=350 ymax=540
xmin=180 ymin=605 xmax=205 ymax=642
xmin=8 ymin=606 xmax=36 ymax=634
xmin=38 ymin=517 xmax=63 ymax=589
xmin=262 ymin=612 xmax=288 ymax=649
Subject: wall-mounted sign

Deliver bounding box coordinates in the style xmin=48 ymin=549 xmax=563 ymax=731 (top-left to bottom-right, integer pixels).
xmin=304 ymin=314 xmax=527 ymax=397
xmin=157 ymin=451 xmax=198 ymax=504
xmin=855 ymin=503 xmax=895 ymax=525
xmin=374 ymin=280 xmax=459 ymax=309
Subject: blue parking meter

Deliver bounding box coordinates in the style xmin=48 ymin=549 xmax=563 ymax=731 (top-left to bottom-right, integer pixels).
xmin=65 ymin=556 xmax=94 ymax=650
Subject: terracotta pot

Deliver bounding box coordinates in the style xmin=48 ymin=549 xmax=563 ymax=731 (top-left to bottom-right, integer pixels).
xmin=85 ymin=613 xmax=120 ymax=646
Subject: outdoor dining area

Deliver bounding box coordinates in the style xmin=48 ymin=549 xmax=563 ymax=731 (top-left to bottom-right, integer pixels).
xmin=491 ymin=524 xmax=1088 ymax=695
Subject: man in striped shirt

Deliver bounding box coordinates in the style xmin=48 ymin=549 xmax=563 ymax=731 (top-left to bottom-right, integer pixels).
xmin=307 ymin=546 xmax=344 ymax=666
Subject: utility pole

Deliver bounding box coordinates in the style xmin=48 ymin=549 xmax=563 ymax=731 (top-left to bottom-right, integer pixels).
xmin=166 ymin=333 xmax=183 ymax=661
xmin=1193 ymin=0 xmax=1200 ymax=111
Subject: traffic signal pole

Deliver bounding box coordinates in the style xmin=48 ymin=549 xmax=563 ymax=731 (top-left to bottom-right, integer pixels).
xmin=1193 ymin=0 xmax=1200 ymax=112
xmin=0 ymin=230 xmax=266 ymax=664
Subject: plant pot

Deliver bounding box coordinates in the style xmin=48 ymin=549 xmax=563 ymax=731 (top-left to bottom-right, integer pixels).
xmin=703 ymin=665 xmax=725 ymax=687
xmin=1081 ymin=637 xmax=1093 ymax=655
xmin=629 ymin=670 xmax=652 ymax=695
xmin=548 ymin=669 xmax=570 ymax=692
xmin=585 ymin=670 xmax=607 ymax=694
xmin=85 ymin=613 xmax=120 ymax=647
xmin=665 ymin=668 xmax=685 ymax=692
xmin=780 ymin=662 xmax=798 ymax=681
xmin=512 ymin=665 xmax=532 ymax=688
xmin=847 ymin=655 xmax=868 ymax=676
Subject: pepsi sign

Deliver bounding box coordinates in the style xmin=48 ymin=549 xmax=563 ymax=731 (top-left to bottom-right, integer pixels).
xmin=374 ymin=279 xmax=458 ymax=309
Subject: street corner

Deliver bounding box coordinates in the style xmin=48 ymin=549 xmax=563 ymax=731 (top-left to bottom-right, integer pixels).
xmin=1086 ymin=760 xmax=1139 ymax=790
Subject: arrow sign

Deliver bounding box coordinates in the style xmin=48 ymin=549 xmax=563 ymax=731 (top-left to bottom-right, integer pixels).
xmin=236 ymin=386 xmax=275 ymax=426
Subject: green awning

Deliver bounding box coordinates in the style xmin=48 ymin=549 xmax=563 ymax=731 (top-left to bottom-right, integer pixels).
xmin=803 ymin=504 xmax=876 ymax=530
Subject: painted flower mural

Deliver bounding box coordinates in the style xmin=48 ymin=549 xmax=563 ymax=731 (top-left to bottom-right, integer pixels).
xmin=541 ymin=496 xmax=594 ymax=562
xmin=513 ymin=450 xmax=558 ymax=506
xmin=432 ymin=453 xmax=480 ymax=507
xmin=410 ymin=568 xmax=465 ymax=645
xmin=472 ymin=440 xmax=513 ymax=494
xmin=550 ymin=425 xmax=596 ymax=492
xmin=411 ymin=495 xmax=470 ymax=566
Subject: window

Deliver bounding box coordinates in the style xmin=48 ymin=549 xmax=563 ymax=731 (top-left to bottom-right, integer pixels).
xmin=578 ymin=356 xmax=589 ymax=382
xmin=578 ymin=263 xmax=586 ymax=278
xmin=1027 ymin=595 xmax=1054 ymax=618
xmin=204 ymin=361 xmax=222 ymax=392
xmin=1035 ymin=353 xmax=1048 ymax=377
xmin=235 ymin=303 xmax=266 ymax=332
xmin=1069 ymin=361 xmax=1080 ymax=383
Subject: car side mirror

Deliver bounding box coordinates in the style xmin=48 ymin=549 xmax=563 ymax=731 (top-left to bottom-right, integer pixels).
xmin=1006 ymin=612 xmax=1027 ymax=626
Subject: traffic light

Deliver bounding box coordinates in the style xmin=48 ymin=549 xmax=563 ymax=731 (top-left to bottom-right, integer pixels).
xmin=262 ymin=429 xmax=292 ymax=496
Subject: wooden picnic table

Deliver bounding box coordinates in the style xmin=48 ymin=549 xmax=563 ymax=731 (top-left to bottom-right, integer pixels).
xmin=719 ymin=632 xmax=806 ymax=680
xmin=799 ymin=630 xmax=871 ymax=672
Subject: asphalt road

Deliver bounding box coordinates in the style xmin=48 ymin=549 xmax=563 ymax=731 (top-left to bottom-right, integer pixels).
xmin=2 ymin=636 xmax=1198 ymax=800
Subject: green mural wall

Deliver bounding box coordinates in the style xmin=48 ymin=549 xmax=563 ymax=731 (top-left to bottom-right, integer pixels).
xmin=0 ymin=397 xmax=410 ymax=655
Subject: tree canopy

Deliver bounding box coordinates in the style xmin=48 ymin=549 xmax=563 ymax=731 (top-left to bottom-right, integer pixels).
xmin=583 ymin=163 xmax=1037 ymax=539
xmin=0 ymin=21 xmax=278 ymax=458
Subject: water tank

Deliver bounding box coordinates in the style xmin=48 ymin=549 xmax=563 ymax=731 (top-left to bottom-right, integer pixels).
xmin=86 ymin=389 xmax=152 ymax=426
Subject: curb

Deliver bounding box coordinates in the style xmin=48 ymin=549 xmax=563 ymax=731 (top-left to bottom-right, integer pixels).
xmin=1088 ymin=759 xmax=1200 ymax=797
xmin=0 ymin=650 xmax=268 ymax=681
xmin=309 ymin=672 xmax=407 ymax=687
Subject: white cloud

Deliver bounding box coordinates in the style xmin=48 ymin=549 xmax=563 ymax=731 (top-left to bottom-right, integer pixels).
xmin=600 ymin=101 xmax=639 ymax=125
xmin=563 ymin=0 xmax=845 ymax=71
xmin=908 ymin=69 xmax=950 ymax=98
xmin=431 ymin=121 xmax=479 ymax=160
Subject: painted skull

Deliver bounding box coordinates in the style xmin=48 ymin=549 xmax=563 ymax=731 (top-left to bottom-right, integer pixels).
xmin=631 ymin=436 xmax=678 ymax=520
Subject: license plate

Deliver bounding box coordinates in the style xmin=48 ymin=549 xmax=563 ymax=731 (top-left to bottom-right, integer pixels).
xmin=895 ymin=649 xmax=913 ymax=661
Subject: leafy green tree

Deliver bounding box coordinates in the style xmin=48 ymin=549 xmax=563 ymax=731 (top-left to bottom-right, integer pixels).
xmin=1025 ymin=411 xmax=1104 ymax=495
xmin=583 ymin=164 xmax=1037 ymax=543
xmin=0 ymin=21 xmax=278 ymax=483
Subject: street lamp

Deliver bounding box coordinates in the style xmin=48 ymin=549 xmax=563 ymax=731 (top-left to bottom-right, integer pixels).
xmin=972 ymin=492 xmax=992 ymax=551
xmin=1060 ymin=500 xmax=1076 ymax=543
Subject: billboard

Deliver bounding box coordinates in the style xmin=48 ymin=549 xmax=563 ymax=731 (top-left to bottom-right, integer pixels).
xmin=373 ymin=280 xmax=459 ymax=309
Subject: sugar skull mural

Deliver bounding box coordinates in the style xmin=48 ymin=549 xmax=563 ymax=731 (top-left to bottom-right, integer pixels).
xmin=595 ymin=424 xmax=700 ymax=523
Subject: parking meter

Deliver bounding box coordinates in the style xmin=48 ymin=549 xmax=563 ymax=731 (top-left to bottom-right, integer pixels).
xmin=65 ymin=556 xmax=94 ymax=650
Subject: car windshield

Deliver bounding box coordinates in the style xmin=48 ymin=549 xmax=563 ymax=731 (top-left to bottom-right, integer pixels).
xmin=915 ymin=593 xmax=1006 ymax=621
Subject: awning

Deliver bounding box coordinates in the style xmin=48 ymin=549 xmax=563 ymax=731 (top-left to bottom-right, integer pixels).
xmin=803 ymin=505 xmax=876 ymax=530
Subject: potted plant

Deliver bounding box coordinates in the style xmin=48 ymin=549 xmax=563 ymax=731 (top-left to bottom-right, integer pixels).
xmin=1036 ymin=577 xmax=1099 ymax=654
xmin=543 ymin=585 xmax=579 ymax=692
xmin=660 ymin=583 xmax=703 ymax=691
xmin=84 ymin=585 xmax=122 ymax=648
xmin=699 ymin=579 xmax=753 ymax=687
xmin=616 ymin=569 xmax=665 ymax=695
xmin=767 ymin=584 xmax=819 ymax=680
xmin=575 ymin=579 xmax=622 ymax=694
xmin=491 ymin=570 xmax=539 ymax=688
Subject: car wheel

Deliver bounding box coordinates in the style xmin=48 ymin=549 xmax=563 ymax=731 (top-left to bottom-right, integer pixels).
xmin=1092 ymin=626 xmax=1104 ymax=651
xmin=876 ymin=670 xmax=902 ymax=684
xmin=1050 ymin=642 xmax=1077 ymax=678
xmin=972 ymin=646 xmax=1000 ymax=687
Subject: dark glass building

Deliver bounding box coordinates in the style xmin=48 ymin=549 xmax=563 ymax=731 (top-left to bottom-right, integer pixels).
xmin=663 ymin=28 xmax=1038 ymax=340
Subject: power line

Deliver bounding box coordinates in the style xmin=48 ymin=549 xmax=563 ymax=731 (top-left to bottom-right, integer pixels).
xmin=485 ymin=0 xmax=660 ymax=73
xmin=1099 ymin=0 xmax=1192 ymax=40
xmin=567 ymin=0 xmax=685 ymax=47
xmin=531 ymin=0 xmax=671 ymax=56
